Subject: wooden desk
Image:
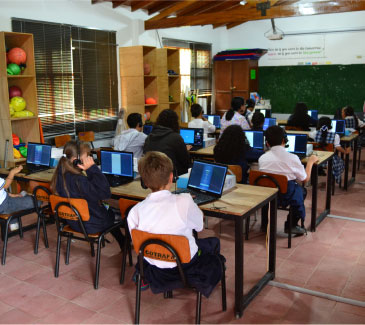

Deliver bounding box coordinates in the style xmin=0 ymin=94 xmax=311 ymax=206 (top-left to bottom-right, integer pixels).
xmin=285 ymin=130 xmax=311 ymax=135
xmin=340 ymin=133 xmax=359 ymax=190
xmin=277 ymin=119 xmax=288 ymax=126
xmin=190 ymin=146 xmax=214 ymax=159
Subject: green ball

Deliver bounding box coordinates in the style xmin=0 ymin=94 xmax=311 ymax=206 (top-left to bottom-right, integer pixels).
xmin=7 ymin=63 xmax=21 ymax=75
xmin=19 ymin=146 xmax=27 ymax=157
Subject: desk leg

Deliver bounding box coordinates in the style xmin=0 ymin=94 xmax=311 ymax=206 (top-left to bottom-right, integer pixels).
xmin=352 ymin=137 xmax=358 ymax=180
xmin=269 ymin=197 xmax=277 ymax=275
xmin=326 ymin=159 xmax=332 ymax=213
xmin=344 ymin=144 xmax=350 ymax=191
xmin=234 ymin=216 xmax=244 ymax=319
xmin=310 ymin=164 xmax=318 ymax=232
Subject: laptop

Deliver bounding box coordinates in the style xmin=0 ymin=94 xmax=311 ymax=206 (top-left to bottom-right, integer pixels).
xmin=256 ymin=108 xmax=272 ymax=118
xmin=308 ymin=110 xmax=318 ymax=120
xmin=180 ymin=128 xmax=204 ymax=151
xmin=263 ymin=117 xmax=277 ymax=131
xmin=244 ymin=130 xmax=264 ymax=150
xmin=21 ymin=142 xmax=52 ymax=175
xmin=285 ymin=134 xmax=308 ymax=159
xmin=203 ymin=114 xmax=221 ymax=129
xmin=143 ymin=125 xmax=153 ymax=135
xmin=174 ymin=160 xmax=228 ymax=206
xmin=331 ymin=119 xmax=346 ymax=136
xmin=100 ymin=150 xmax=134 ymax=187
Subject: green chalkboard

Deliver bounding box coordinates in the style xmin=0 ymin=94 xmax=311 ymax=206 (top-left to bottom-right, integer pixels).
xmin=258 ymin=64 xmax=365 ymax=114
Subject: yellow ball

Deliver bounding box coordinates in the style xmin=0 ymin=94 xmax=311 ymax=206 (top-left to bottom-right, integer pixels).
xmin=13 ymin=148 xmax=22 ymax=159
xmin=13 ymin=110 xmax=34 ymax=118
xmin=10 ymin=96 xmax=26 ymax=112
xmin=9 ymin=104 xmax=15 ymax=116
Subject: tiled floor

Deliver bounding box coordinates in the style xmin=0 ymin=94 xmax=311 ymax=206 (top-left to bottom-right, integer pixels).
xmin=0 ymin=152 xmax=364 ymax=324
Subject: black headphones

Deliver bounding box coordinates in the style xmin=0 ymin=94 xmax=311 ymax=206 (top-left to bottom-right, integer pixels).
xmin=72 ymin=141 xmax=82 ymax=167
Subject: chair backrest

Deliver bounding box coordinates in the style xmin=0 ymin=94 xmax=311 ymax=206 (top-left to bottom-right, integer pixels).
xmin=55 ymin=134 xmax=71 ymax=148
xmin=96 ymin=146 xmax=114 ymax=161
xmin=79 ymin=131 xmax=95 ymax=149
xmin=227 ymin=165 xmax=242 ymax=183
xmin=308 ymin=142 xmax=334 ymax=152
xmin=29 ymin=181 xmax=52 ymax=203
xmin=249 ymin=170 xmax=288 ymax=194
xmin=50 ymin=195 xmax=90 ymax=221
xmin=118 ymin=198 xmax=138 ymax=220
xmin=285 ymin=125 xmax=304 ymax=131
xmin=131 ymin=229 xmax=191 ymax=263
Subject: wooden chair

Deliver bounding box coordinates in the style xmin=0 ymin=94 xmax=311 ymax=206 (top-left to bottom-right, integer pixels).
xmin=55 ymin=134 xmax=71 ymax=148
xmin=249 ymin=170 xmax=295 ymax=248
xmin=119 ymin=198 xmax=138 ymax=284
xmin=131 ymin=229 xmax=226 ymax=324
xmin=78 ymin=131 xmax=95 ymax=149
xmin=29 ymin=181 xmax=53 ymax=254
xmin=50 ymin=195 xmax=123 ymax=289
xmin=227 ymin=165 xmax=242 ymax=183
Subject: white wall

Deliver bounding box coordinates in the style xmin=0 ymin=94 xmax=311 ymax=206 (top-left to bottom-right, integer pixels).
xmin=224 ymin=11 xmax=365 ymax=66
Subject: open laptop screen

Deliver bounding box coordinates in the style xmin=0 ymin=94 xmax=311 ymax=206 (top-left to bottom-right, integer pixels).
xmin=285 ymin=134 xmax=307 ymax=154
xmin=27 ymin=142 xmax=52 ymax=166
xmin=308 ymin=110 xmax=318 ymax=120
xmin=143 ymin=125 xmax=153 ymax=135
xmin=100 ymin=150 xmax=133 ymax=178
xmin=244 ymin=131 xmax=264 ymax=150
xmin=331 ymin=120 xmax=345 ymax=135
xmin=257 ymin=108 xmax=272 ymax=118
xmin=263 ymin=118 xmax=276 ymax=131
xmin=203 ymin=115 xmax=221 ymax=129
xmin=180 ymin=128 xmax=204 ymax=146
xmin=188 ymin=160 xmax=228 ymax=197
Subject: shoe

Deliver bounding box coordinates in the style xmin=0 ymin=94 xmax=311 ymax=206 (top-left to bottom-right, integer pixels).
xmin=9 ymin=222 xmax=19 ymax=231
xmin=284 ymin=222 xmax=306 ymax=236
xmin=132 ymin=272 xmax=150 ymax=291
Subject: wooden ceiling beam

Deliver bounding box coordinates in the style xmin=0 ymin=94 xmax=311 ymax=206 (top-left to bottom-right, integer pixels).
xmin=112 ymin=0 xmax=128 ymax=8
xmin=130 ymin=0 xmax=151 ymax=11
xmin=147 ymin=1 xmax=179 ymax=15
xmin=202 ymin=1 xmax=242 ymax=14
xmin=175 ymin=1 xmax=219 ymax=16
xmin=145 ymin=0 xmax=365 ymax=30
xmin=149 ymin=0 xmax=200 ymax=21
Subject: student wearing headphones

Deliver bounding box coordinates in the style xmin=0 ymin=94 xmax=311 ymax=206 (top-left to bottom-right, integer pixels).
xmin=245 ymin=98 xmax=256 ymax=124
xmin=50 ymin=140 xmax=124 ymax=250
xmin=259 ymin=126 xmax=318 ymax=235
xmin=114 ymin=113 xmax=147 ymax=159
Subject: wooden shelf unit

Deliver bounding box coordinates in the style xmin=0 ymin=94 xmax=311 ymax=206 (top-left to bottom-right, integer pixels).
xmin=0 ymin=31 xmax=40 ymax=168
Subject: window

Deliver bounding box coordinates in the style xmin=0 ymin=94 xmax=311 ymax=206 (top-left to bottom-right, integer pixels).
xmin=12 ymin=18 xmax=118 ymax=139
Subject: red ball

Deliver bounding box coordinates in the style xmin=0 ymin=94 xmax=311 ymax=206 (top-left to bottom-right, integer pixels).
xmin=9 ymin=86 xmax=22 ymax=99
xmin=8 ymin=47 xmax=27 ymax=65
xmin=145 ymin=97 xmax=157 ymax=105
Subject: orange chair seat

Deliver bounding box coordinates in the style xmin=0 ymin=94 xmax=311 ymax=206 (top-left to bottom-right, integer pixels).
xmin=62 ymin=225 xmax=100 ymax=238
xmin=0 ymin=209 xmax=35 ymax=220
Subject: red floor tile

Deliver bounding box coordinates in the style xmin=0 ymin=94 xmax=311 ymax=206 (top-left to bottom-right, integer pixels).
xmin=305 ymin=270 xmax=349 ymax=296
xmin=0 ymin=308 xmax=38 ymax=324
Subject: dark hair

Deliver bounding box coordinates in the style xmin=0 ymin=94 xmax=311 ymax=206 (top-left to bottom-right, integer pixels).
xmin=226 ymin=97 xmax=245 ymax=121
xmin=246 ymin=98 xmax=256 ymax=109
xmin=190 ymin=104 xmax=203 ymax=118
xmin=214 ymin=125 xmax=247 ymax=163
xmin=50 ymin=140 xmax=90 ymax=197
xmin=156 ymin=109 xmax=180 ymax=133
xmin=288 ymin=102 xmax=310 ymax=130
xmin=127 ymin=113 xmax=143 ymax=128
xmin=265 ymin=125 xmax=285 ymax=147
xmin=252 ymin=111 xmax=265 ymax=130
xmin=316 ymin=116 xmax=332 ymax=148
xmin=343 ymin=106 xmax=359 ymax=128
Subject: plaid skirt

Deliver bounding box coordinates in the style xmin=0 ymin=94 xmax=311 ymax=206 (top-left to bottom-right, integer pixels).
xmin=333 ymin=154 xmax=345 ymax=183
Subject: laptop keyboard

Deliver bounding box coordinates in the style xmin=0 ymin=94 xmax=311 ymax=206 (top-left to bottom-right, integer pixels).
xmin=173 ymin=189 xmax=216 ymax=205
xmin=189 ymin=146 xmax=203 ymax=152
xmin=105 ymin=174 xmax=133 ymax=187
xmin=22 ymin=165 xmax=49 ymax=175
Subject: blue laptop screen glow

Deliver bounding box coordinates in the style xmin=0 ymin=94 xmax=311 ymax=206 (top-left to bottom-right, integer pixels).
xmin=263 ymin=118 xmax=276 ymax=131
xmin=203 ymin=115 xmax=221 ymax=129
xmin=180 ymin=128 xmax=203 ymax=146
xmin=143 ymin=125 xmax=153 ymax=135
xmin=26 ymin=143 xmax=52 ymax=166
xmin=285 ymin=134 xmax=307 ymax=154
xmin=188 ymin=161 xmax=227 ymax=195
xmin=331 ymin=120 xmax=345 ymax=135
xmin=244 ymin=131 xmax=264 ymax=150
xmin=308 ymin=110 xmax=318 ymax=120
xmin=101 ymin=151 xmax=133 ymax=177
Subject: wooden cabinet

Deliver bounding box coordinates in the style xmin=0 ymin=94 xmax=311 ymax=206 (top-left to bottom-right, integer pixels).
xmin=0 ymin=32 xmax=40 ymax=168
xmin=214 ymin=60 xmax=258 ymax=116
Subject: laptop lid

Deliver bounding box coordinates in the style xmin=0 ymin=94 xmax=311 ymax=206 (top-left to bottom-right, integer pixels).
xmin=187 ymin=160 xmax=228 ymax=198
xmin=100 ymin=150 xmax=134 ymax=179
xmin=143 ymin=125 xmax=153 ymax=135
xmin=257 ymin=108 xmax=272 ymax=118
xmin=263 ymin=117 xmax=277 ymax=131
xmin=331 ymin=119 xmax=345 ymax=135
xmin=26 ymin=142 xmax=52 ymax=167
xmin=285 ymin=134 xmax=308 ymax=155
xmin=244 ymin=130 xmax=264 ymax=150
xmin=308 ymin=110 xmax=318 ymax=120
xmin=180 ymin=128 xmax=204 ymax=147
xmin=203 ymin=114 xmax=221 ymax=129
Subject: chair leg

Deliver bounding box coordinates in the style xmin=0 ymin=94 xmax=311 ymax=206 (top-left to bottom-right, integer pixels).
xmin=288 ymin=211 xmax=292 ymax=249
xmin=65 ymin=235 xmax=72 ymax=265
xmin=34 ymin=215 xmax=42 ymax=254
xmin=18 ymin=216 xmax=23 ymax=238
xmin=94 ymin=238 xmax=102 ymax=289
xmin=135 ymin=273 xmax=142 ymax=324
xmin=90 ymin=242 xmax=95 ymax=257
xmin=195 ymin=291 xmax=202 ymax=324
xmin=221 ymin=263 xmax=227 ymax=311
xmin=164 ymin=291 xmax=173 ymax=299
xmin=1 ymin=219 xmax=10 ymax=265
xmin=55 ymin=233 xmax=61 ymax=277
xmin=120 ymin=234 xmax=128 ymax=284
xmin=42 ymin=216 xmax=49 ymax=248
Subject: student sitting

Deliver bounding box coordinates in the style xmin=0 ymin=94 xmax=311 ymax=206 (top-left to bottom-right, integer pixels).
xmin=128 ymin=151 xmax=224 ymax=296
xmin=309 ymin=117 xmax=349 ymax=183
xmin=143 ymin=109 xmax=190 ymax=176
xmin=259 ymin=126 xmax=319 ymax=235
xmin=50 ymin=140 xmax=124 ymax=250
xmin=245 ymin=98 xmax=256 ymax=123
xmin=113 ymin=113 xmax=147 ymax=159
xmin=251 ymin=111 xmax=265 ymax=131
xmin=287 ymin=102 xmax=316 ymax=130
xmin=214 ymin=125 xmax=263 ymax=184
xmin=221 ymin=97 xmax=250 ymax=134
xmin=188 ymin=103 xmax=216 ymax=137
xmin=342 ymin=106 xmax=365 ymax=131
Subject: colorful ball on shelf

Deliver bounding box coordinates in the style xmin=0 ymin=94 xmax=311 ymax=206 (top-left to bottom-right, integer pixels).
xmin=8 ymin=47 xmax=27 ymax=65
xmin=12 ymin=133 xmax=20 ymax=146
xmin=19 ymin=146 xmax=28 ymax=157
xmin=144 ymin=112 xmax=151 ymax=121
xmin=13 ymin=110 xmax=34 ymax=118
xmin=10 ymin=96 xmax=26 ymax=112
xmin=9 ymin=86 xmax=22 ymax=99
xmin=7 ymin=63 xmax=21 ymax=75
xmin=9 ymin=103 xmax=15 ymax=117
xmin=13 ymin=148 xmax=22 ymax=159
xmin=6 ymin=53 xmax=10 ymax=65
xmin=145 ymin=97 xmax=157 ymax=105
xmin=144 ymin=63 xmax=151 ymax=75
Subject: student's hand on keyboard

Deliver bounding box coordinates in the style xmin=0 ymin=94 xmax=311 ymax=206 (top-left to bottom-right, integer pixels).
xmin=186 ymin=145 xmax=193 ymax=151
xmin=308 ymin=155 xmax=319 ymax=164
xmin=9 ymin=165 xmax=23 ymax=177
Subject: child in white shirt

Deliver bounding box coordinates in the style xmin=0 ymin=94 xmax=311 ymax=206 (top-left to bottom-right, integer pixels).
xmin=188 ymin=104 xmax=216 ymax=138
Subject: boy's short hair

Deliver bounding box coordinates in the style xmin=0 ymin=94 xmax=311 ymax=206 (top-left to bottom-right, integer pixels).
xmin=265 ymin=125 xmax=285 ymax=147
xmin=190 ymin=104 xmax=203 ymax=118
xmin=127 ymin=113 xmax=143 ymax=128
xmin=138 ymin=151 xmax=173 ymax=192
xmin=246 ymin=98 xmax=256 ymax=109
xmin=252 ymin=111 xmax=265 ymax=127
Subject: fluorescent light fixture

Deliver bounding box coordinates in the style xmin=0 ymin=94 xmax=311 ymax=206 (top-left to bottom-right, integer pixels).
xmin=299 ymin=5 xmax=315 ymax=15
xmin=240 ymin=0 xmax=247 ymax=5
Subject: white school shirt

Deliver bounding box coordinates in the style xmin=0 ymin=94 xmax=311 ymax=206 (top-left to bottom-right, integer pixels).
xmin=128 ymin=190 xmax=203 ymax=268
xmin=309 ymin=130 xmax=341 ymax=147
xmin=220 ymin=111 xmax=250 ymax=134
xmin=0 ymin=178 xmax=7 ymax=205
xmin=113 ymin=128 xmax=147 ymax=159
xmin=188 ymin=118 xmax=216 ymax=138
xmin=258 ymin=145 xmax=307 ymax=182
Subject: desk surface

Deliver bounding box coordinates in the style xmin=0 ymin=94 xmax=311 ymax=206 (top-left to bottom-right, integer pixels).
xmin=302 ymin=151 xmax=334 ymax=164
xmin=191 ymin=146 xmax=214 ymax=156
xmin=340 ymin=133 xmax=359 ymax=142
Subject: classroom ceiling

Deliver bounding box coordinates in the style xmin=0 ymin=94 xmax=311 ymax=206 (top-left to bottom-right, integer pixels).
xmin=91 ymin=0 xmax=365 ymax=30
